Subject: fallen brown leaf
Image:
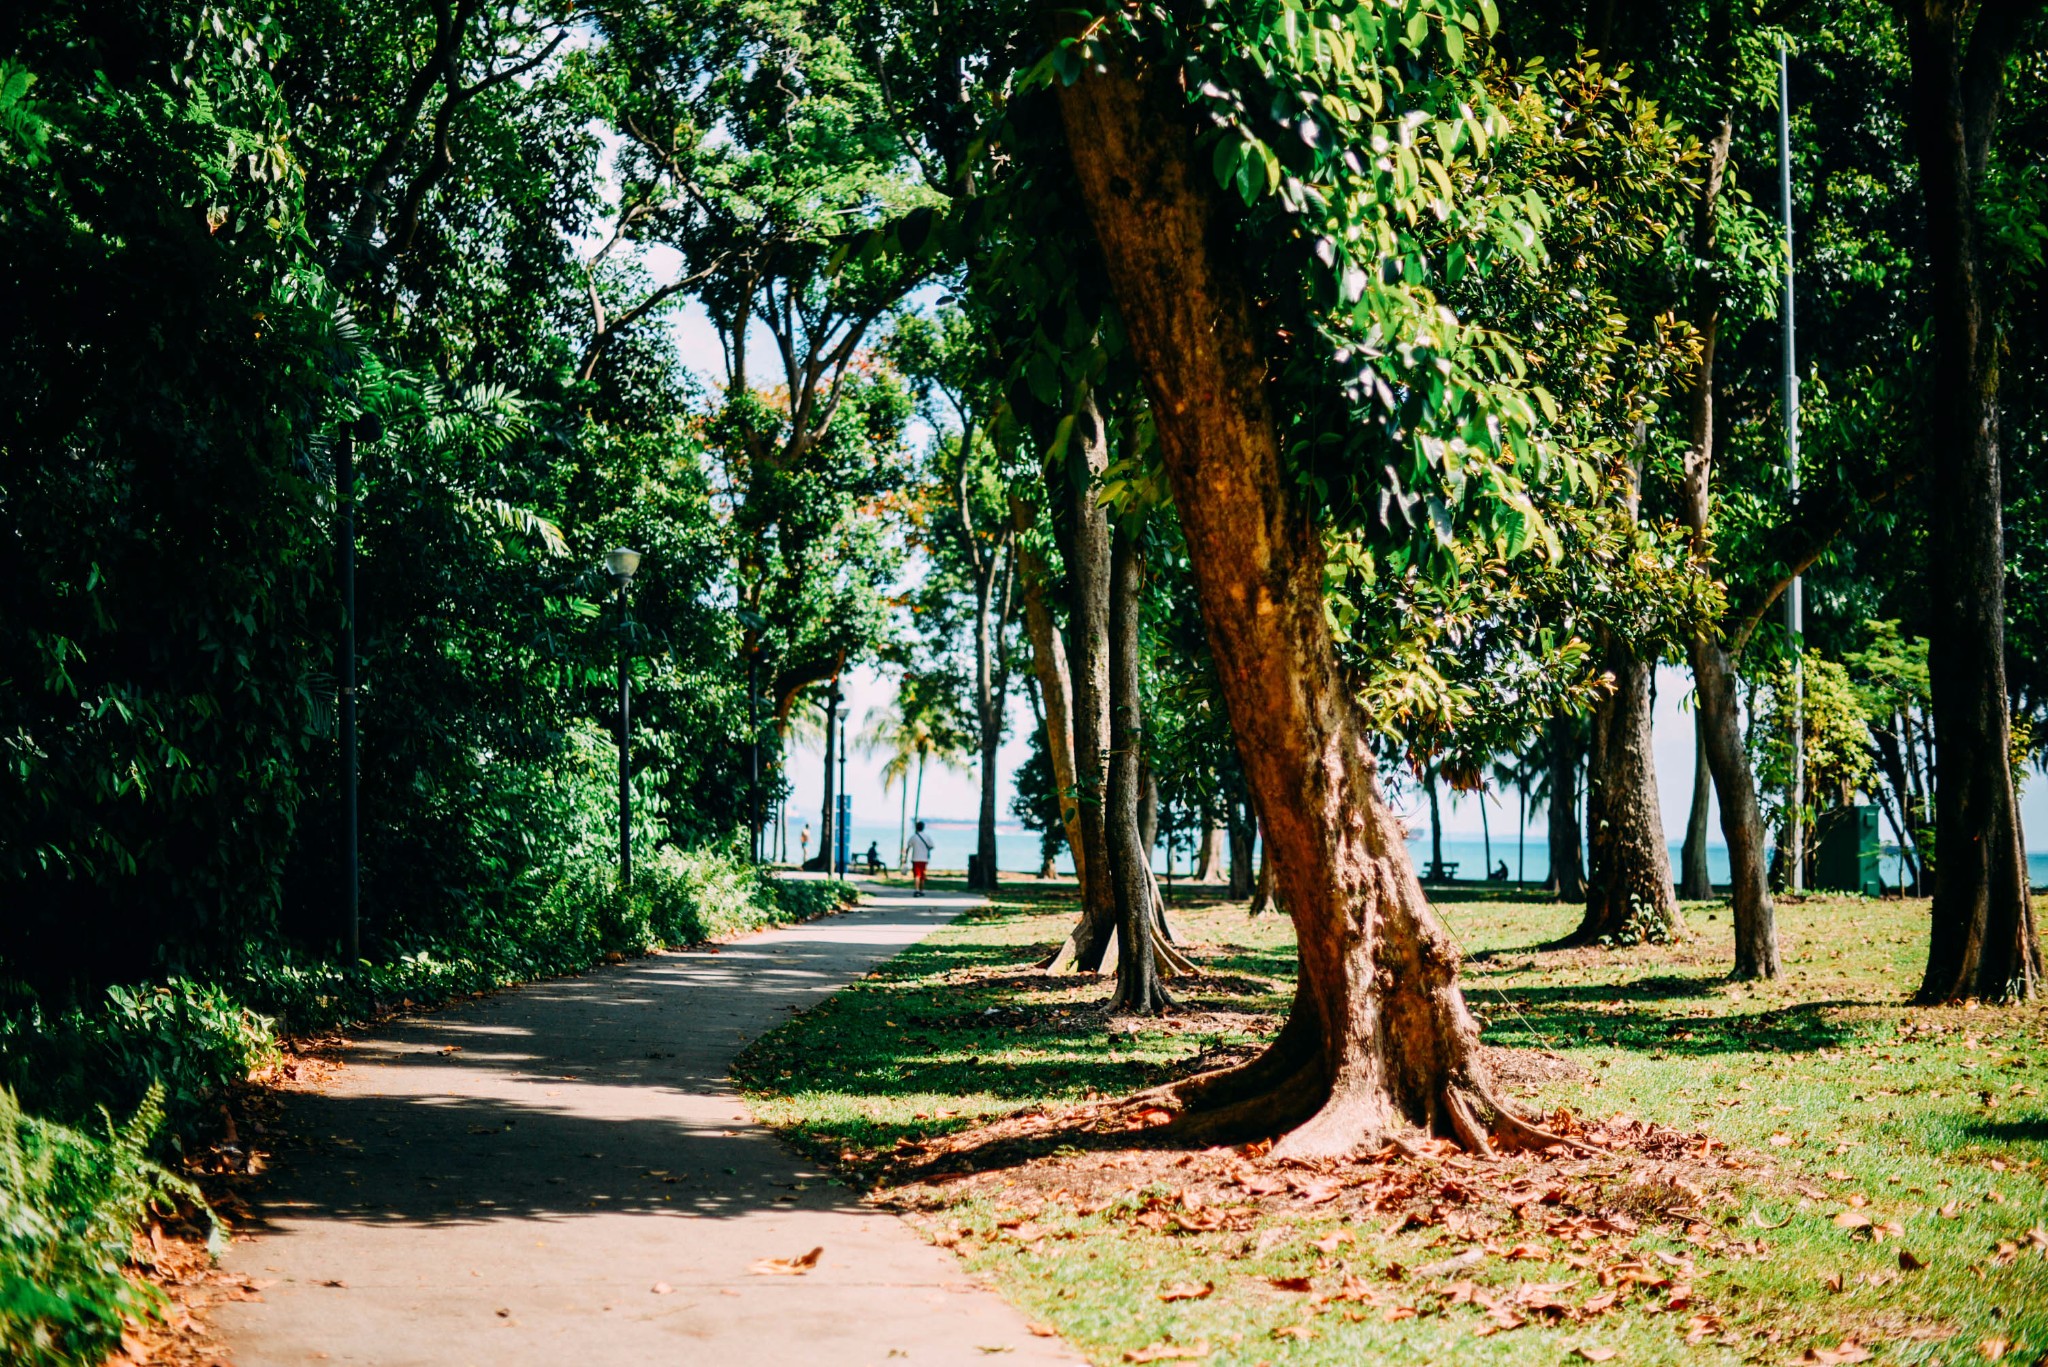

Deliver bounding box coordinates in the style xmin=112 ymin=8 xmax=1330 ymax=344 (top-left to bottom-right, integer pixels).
xmin=1122 ymin=1341 xmax=1209 ymax=1363
xmin=1268 ymin=1275 xmax=1314 ymax=1293
xmin=1026 ymin=1323 xmax=1056 ymax=1338
xmin=1271 ymin=1324 xmax=1316 ymax=1341
xmin=1797 ymin=1344 xmax=1872 ymax=1365
xmin=1899 ymin=1250 xmax=1927 ymax=1271
xmin=748 ymin=1247 xmax=823 ymax=1276
xmin=1312 ymin=1229 xmax=1354 ymax=1253
xmin=1157 ymin=1281 xmax=1213 ymax=1302
xmin=1981 ymin=1339 xmax=2008 ymax=1362
xmin=1575 ymin=1348 xmax=1620 ymax=1362
xmin=650 ymin=1282 xmax=673 ymax=1295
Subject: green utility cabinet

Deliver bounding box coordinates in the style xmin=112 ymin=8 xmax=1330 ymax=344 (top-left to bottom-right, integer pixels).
xmin=1812 ymin=804 xmax=1882 ymax=896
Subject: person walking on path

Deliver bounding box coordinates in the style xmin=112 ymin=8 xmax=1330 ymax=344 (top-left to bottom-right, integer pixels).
xmin=907 ymin=821 xmax=935 ymax=897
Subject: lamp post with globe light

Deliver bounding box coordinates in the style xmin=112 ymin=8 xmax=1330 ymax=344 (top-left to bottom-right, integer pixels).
xmin=607 ymin=548 xmax=642 ymax=887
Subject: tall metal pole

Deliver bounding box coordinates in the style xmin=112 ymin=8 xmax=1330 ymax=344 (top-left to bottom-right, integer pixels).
xmin=748 ymin=649 xmax=761 ymax=865
xmin=1780 ymin=43 xmax=1805 ymax=892
xmin=618 ymin=582 xmax=632 ymax=889
xmin=821 ymin=675 xmax=839 ymax=871
xmin=338 ymin=432 xmax=359 ymax=961
xmin=836 ymin=706 xmax=849 ymax=877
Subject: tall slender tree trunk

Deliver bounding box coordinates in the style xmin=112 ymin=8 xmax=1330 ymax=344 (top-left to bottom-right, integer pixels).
xmin=1903 ymin=0 xmax=2039 ymax=1002
xmin=1227 ymin=796 xmax=1255 ymax=898
xmin=1195 ymin=825 xmax=1223 ymax=882
xmin=1480 ymin=791 xmax=1493 ymax=881
xmin=1107 ymin=521 xmax=1167 ymax=1013
xmin=1680 ymin=709 xmax=1715 ymax=900
xmin=1014 ymin=498 xmax=1087 ymax=881
xmin=1569 ymin=644 xmax=1683 ymax=945
xmin=1672 ymin=102 xmax=1782 ymax=977
xmin=804 ymin=676 xmax=840 ymax=873
xmin=897 ymin=768 xmax=909 ymax=869
xmin=1426 ymin=766 xmax=1445 ymax=880
xmin=1139 ymin=762 xmax=1160 ymax=860
xmin=1056 ymin=44 xmax=1548 ymax=1155
xmin=966 ymin=515 xmax=1013 ymax=891
xmin=1696 ymin=637 xmax=1782 ymax=975
xmin=1249 ymin=836 xmax=1277 ymax=917
xmin=1056 ymin=393 xmax=1118 ymax=968
xmin=1546 ymin=716 xmax=1587 ymax=900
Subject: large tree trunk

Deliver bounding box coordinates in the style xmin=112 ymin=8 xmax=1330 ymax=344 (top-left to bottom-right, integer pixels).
xmin=1107 ymin=522 xmax=1168 ymax=1013
xmin=1055 ymin=44 xmax=1541 ymax=1156
xmin=1139 ymin=760 xmax=1160 ymax=866
xmin=1679 ymin=709 xmax=1715 ymax=900
xmin=1671 ymin=101 xmax=1782 ymax=977
xmin=1568 ymin=642 xmax=1683 ymax=945
xmin=1052 ymin=394 xmax=1120 ymax=969
xmin=1014 ymin=498 xmax=1087 ymax=882
xmin=1900 ymin=2 xmax=2031 ymax=1004
xmin=1227 ymin=797 xmax=1255 ymax=898
xmin=1546 ymin=716 xmax=1587 ymax=901
xmin=1903 ymin=0 xmax=2039 ymax=1002
xmin=1195 ymin=824 xmax=1223 ymax=882
xmin=1694 ymin=637 xmax=1782 ymax=977
xmin=1425 ymin=765 xmax=1445 ymax=881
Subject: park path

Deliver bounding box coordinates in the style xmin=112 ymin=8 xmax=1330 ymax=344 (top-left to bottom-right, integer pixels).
xmin=213 ymin=882 xmax=1083 ymax=1367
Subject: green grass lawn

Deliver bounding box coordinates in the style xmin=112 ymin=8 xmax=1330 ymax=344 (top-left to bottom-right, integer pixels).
xmin=734 ymin=883 xmax=2048 ymax=1366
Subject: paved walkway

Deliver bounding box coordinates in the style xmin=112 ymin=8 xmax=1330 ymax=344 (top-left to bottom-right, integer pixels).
xmin=215 ymin=883 xmax=1082 ymax=1367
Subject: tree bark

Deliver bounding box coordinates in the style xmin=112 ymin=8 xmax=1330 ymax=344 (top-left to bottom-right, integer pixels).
xmin=1139 ymin=759 xmax=1160 ymax=864
xmin=1903 ymin=0 xmax=2040 ymax=1002
xmin=1695 ymin=636 xmax=1782 ymax=976
xmin=1249 ymin=838 xmax=1277 ymax=917
xmin=1195 ymin=824 xmax=1224 ymax=882
xmin=1052 ymin=393 xmax=1118 ymax=969
xmin=1674 ymin=102 xmax=1782 ymax=978
xmin=1426 ymin=764 xmax=1445 ymax=881
xmin=1107 ymin=521 xmax=1168 ymax=1013
xmin=1014 ymin=498 xmax=1087 ymax=883
xmin=1679 ymin=709 xmax=1715 ymax=900
xmin=802 ymin=675 xmax=840 ymax=873
xmin=1055 ymin=43 xmax=1538 ymax=1155
xmin=1568 ymin=642 xmax=1683 ymax=945
xmin=1546 ymin=715 xmax=1586 ymax=901
xmin=1227 ymin=797 xmax=1255 ymax=898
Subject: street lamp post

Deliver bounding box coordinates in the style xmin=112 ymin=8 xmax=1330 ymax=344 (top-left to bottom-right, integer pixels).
xmin=748 ymin=645 xmax=761 ymax=865
xmin=835 ymin=705 xmax=850 ymax=877
xmin=337 ymin=412 xmax=381 ymax=962
xmin=607 ymin=547 xmax=642 ymax=888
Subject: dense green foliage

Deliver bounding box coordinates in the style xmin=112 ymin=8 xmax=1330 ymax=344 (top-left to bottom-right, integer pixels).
xmin=0 ymin=1086 xmax=205 ymax=1367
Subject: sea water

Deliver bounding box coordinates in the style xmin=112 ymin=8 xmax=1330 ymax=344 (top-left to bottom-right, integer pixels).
xmin=794 ymin=816 xmax=2048 ymax=892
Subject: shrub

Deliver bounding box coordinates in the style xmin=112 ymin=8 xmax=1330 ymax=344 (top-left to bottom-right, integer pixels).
xmin=0 ymin=980 xmax=275 ymax=1137
xmin=0 ymin=1085 xmax=210 ymax=1367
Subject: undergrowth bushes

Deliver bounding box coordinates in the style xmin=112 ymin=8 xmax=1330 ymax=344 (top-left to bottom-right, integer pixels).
xmin=0 ymin=846 xmax=855 ymax=1365
xmin=0 ymin=1086 xmax=208 ymax=1367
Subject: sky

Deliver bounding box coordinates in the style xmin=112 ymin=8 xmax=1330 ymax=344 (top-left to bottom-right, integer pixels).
xmin=666 ymin=299 xmax=2048 ymax=858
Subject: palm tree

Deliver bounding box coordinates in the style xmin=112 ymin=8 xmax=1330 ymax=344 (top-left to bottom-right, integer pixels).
xmin=860 ymin=671 xmax=972 ymax=868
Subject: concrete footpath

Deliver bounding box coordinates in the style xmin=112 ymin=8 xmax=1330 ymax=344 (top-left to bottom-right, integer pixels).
xmin=214 ymin=883 xmax=1083 ymax=1367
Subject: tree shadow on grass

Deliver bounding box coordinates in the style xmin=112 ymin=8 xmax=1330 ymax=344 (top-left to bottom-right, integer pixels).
xmin=1477 ymin=993 xmax=1866 ymax=1057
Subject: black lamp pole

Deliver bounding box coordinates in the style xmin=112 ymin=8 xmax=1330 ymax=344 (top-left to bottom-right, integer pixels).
xmin=836 ymin=706 xmax=849 ymax=877
xmin=337 ymin=413 xmax=381 ymax=962
xmin=748 ymin=646 xmax=761 ymax=865
xmin=338 ymin=429 xmax=358 ymax=962
xmin=618 ymin=584 xmax=631 ymax=888
xmin=607 ymin=548 xmax=642 ymax=888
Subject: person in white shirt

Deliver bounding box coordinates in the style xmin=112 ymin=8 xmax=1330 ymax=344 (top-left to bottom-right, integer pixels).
xmin=906 ymin=821 xmax=935 ymax=897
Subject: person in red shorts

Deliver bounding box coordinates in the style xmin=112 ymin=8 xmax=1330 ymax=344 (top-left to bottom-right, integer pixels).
xmin=906 ymin=821 xmax=935 ymax=897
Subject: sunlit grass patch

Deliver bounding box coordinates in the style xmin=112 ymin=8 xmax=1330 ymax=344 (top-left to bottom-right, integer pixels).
xmin=736 ymin=886 xmax=2048 ymax=1366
